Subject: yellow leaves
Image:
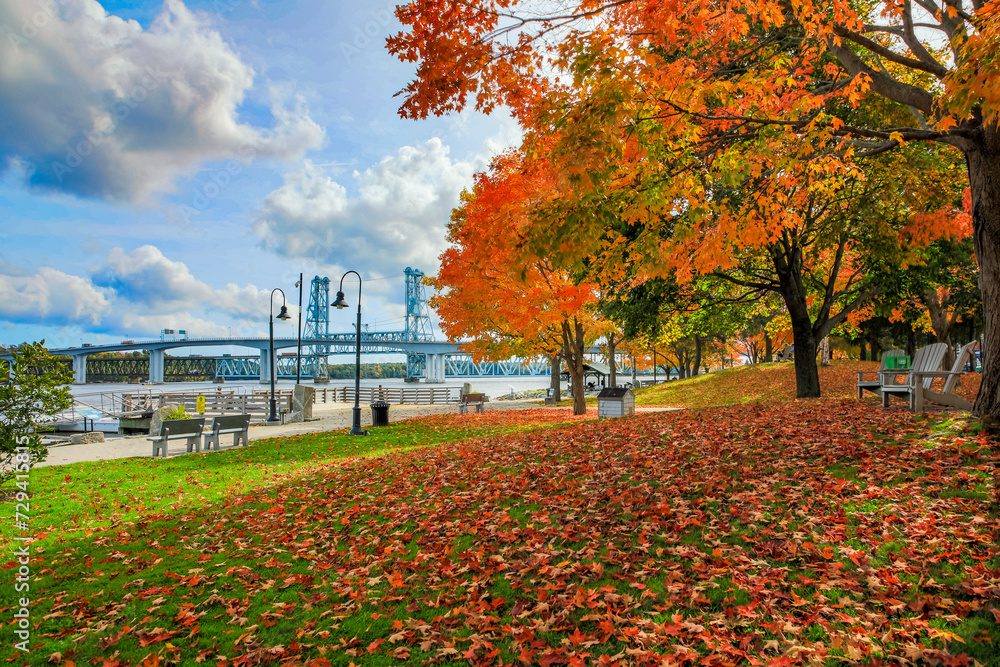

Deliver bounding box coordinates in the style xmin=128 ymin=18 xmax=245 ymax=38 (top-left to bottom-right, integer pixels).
xmin=928 ymin=627 xmax=966 ymax=644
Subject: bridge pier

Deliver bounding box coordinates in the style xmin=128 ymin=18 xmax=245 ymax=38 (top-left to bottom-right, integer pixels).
xmin=149 ymin=349 xmax=165 ymax=383
xmin=425 ymin=353 xmax=446 ymax=383
xmin=259 ymin=348 xmax=271 ymax=385
xmin=72 ymin=354 xmax=88 ymax=384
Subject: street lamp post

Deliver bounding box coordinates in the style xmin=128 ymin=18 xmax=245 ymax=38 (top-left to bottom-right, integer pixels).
xmin=332 ymin=271 xmax=368 ymax=436
xmin=295 ymin=273 xmax=303 ymax=384
xmin=268 ymin=288 xmax=291 ymax=423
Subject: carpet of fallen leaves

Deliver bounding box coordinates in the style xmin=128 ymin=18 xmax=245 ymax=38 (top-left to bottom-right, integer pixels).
xmin=12 ymin=401 xmax=1000 ymax=666
xmin=636 ymin=361 xmax=983 ymax=409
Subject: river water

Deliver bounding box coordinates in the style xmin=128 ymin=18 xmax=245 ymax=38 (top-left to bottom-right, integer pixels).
xmin=68 ymin=376 xmax=559 ymax=401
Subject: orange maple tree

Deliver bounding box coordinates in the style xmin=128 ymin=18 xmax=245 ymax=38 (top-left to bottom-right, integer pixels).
xmin=389 ymin=0 xmax=999 ymax=412
xmin=430 ymin=150 xmax=602 ymax=414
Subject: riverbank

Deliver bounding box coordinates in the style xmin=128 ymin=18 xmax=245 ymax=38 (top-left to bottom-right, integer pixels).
xmin=38 ymin=398 xmax=547 ymax=467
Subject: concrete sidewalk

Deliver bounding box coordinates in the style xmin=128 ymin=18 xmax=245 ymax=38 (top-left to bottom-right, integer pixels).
xmin=37 ymin=400 xmax=544 ymax=468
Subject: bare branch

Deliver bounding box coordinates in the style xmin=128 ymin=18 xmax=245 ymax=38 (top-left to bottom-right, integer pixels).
xmin=900 ymin=0 xmax=950 ymax=77
xmin=824 ymin=41 xmax=936 ymax=113
xmin=832 ymin=24 xmax=947 ymax=78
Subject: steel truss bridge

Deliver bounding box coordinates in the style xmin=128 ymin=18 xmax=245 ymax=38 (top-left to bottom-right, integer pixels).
xmin=10 ymin=335 xmax=555 ymax=384
xmin=2 ymin=269 xmax=599 ymax=384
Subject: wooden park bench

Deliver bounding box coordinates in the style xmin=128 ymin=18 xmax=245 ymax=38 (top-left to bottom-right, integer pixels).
xmin=883 ymin=341 xmax=977 ymax=412
xmin=202 ymin=414 xmax=252 ymax=451
xmin=878 ymin=342 xmax=948 ymax=410
xmin=148 ymin=417 xmax=205 ymax=457
xmin=459 ymin=392 xmax=485 ymax=414
xmin=856 ymin=348 xmax=906 ymax=398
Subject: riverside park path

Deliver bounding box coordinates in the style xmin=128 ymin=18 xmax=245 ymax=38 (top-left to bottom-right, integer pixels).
xmin=38 ymin=399 xmax=553 ymax=468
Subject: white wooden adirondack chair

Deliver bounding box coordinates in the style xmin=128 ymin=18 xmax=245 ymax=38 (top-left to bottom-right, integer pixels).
xmin=902 ymin=341 xmax=979 ymax=411
xmin=856 ymin=348 xmax=906 ymax=398
xmin=879 ymin=342 xmax=948 ymax=410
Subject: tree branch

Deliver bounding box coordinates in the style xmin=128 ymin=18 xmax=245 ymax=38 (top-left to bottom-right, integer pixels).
xmin=832 ymin=24 xmax=947 ymax=78
xmin=824 ymin=41 xmax=936 ymax=113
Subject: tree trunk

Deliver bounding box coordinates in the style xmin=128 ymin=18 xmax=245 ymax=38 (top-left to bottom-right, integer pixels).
xmin=970 ymin=134 xmax=1000 ymax=418
xmin=859 ymin=338 xmax=867 ymax=361
xmin=906 ymin=326 xmax=916 ymax=360
xmin=924 ymin=288 xmax=959 ymax=367
xmin=693 ymin=335 xmax=702 ymax=377
xmin=549 ymin=353 xmax=561 ymax=403
xmin=561 ymin=319 xmax=588 ymax=415
xmin=787 ymin=299 xmax=820 ymax=397
xmin=764 ymin=333 xmax=773 ymax=363
xmin=870 ymin=332 xmax=881 ymax=361
xmin=772 ymin=244 xmax=821 ymax=397
xmin=607 ymin=331 xmax=617 ymax=387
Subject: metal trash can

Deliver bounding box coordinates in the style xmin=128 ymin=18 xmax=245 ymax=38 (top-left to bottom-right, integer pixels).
xmin=370 ymin=400 xmax=390 ymax=427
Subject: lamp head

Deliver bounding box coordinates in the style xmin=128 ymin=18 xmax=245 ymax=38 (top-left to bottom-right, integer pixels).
xmin=277 ymin=305 xmax=291 ymax=321
xmin=332 ymin=290 xmax=349 ymax=309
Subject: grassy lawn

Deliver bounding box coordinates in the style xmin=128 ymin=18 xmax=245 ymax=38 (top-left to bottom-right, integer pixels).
xmin=633 ymin=360 xmax=983 ymax=408
xmin=2 ymin=409 xmax=591 ymax=550
xmin=4 ymin=373 xmax=999 ymax=666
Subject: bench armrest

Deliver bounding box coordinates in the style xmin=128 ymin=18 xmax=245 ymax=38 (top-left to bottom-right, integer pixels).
xmin=909 ymin=370 xmax=961 ymax=379
xmin=878 ymin=369 xmax=914 ymax=386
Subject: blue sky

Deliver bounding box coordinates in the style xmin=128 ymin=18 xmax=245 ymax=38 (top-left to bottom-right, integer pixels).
xmin=0 ymin=0 xmax=519 ymax=349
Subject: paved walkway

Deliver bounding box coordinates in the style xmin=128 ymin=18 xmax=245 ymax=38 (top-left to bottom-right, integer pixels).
xmin=37 ymin=399 xmax=546 ymax=468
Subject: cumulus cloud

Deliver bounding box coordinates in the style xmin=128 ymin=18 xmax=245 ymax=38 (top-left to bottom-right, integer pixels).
xmin=0 ymin=0 xmax=324 ymax=201
xmin=0 ymin=247 xmax=279 ymax=336
xmin=0 ymin=267 xmax=112 ymax=325
xmin=253 ymin=138 xmax=476 ymax=274
xmin=89 ymin=245 xmax=275 ymax=321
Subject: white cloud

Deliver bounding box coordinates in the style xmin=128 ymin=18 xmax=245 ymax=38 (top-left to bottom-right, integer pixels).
xmin=0 ymin=267 xmax=112 ymax=325
xmin=0 ymin=0 xmax=324 ymax=201
xmin=0 ymin=246 xmax=282 ymax=336
xmin=253 ymin=138 xmax=476 ymax=274
xmin=89 ymin=245 xmax=276 ymax=322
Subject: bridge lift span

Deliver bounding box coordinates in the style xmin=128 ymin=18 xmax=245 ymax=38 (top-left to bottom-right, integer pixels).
xmin=17 ymin=269 xmax=556 ymax=384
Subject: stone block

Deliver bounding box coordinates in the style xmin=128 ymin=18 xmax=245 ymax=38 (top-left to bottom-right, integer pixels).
xmin=149 ymin=404 xmax=180 ymax=435
xmin=293 ymin=384 xmax=314 ymax=420
xmin=70 ymin=431 xmax=105 ymax=444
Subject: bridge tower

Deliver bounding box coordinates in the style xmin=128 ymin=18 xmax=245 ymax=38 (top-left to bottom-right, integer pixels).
xmin=404 ymin=267 xmax=434 ymax=379
xmin=302 ymin=276 xmax=330 ymax=378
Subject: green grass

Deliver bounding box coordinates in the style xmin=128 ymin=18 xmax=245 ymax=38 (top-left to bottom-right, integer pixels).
xmin=7 ymin=373 xmax=999 ymax=666
xmin=2 ymin=416 xmax=555 ymax=551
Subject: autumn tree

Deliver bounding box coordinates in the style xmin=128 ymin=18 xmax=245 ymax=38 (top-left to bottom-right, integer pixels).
xmin=390 ymin=0 xmax=1000 ymax=412
xmin=430 ymin=150 xmax=602 ymax=415
xmin=900 ymin=194 xmax=981 ymax=364
xmin=1 ymin=342 xmax=72 ymax=486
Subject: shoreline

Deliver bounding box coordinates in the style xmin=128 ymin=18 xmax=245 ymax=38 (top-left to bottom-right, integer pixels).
xmin=37 ymin=399 xmax=548 ymax=468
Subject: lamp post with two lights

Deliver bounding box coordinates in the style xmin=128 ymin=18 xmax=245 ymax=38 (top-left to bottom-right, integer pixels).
xmin=267 ymin=288 xmax=291 ymax=423
xmin=331 ymin=271 xmax=368 ymax=436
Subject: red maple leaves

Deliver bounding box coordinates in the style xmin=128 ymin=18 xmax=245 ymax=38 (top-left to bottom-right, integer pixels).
xmin=14 ymin=395 xmax=997 ymax=666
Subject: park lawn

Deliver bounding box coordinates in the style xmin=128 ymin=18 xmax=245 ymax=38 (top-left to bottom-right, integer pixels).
xmin=633 ymin=360 xmax=983 ymax=408
xmin=1 ymin=409 xmax=593 ymax=553
xmin=8 ymin=398 xmax=1000 ymax=666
